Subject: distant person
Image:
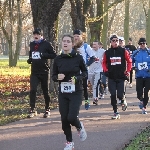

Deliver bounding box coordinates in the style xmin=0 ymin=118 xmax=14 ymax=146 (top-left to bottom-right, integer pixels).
xmin=125 ymin=38 xmax=137 ymax=88
xmin=119 ymin=37 xmax=125 ymax=48
xmin=88 ymin=41 xmax=105 ymax=105
xmin=27 ymin=28 xmax=56 ymax=118
xmin=132 ymin=38 xmax=150 ymax=114
xmin=103 ymin=34 xmax=132 ymax=119
xmin=73 ymin=29 xmax=95 ymax=110
xmin=52 ymin=33 xmax=87 ymax=150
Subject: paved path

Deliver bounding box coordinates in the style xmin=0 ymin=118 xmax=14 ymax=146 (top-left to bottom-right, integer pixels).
xmin=1 ymin=81 xmax=150 ymax=150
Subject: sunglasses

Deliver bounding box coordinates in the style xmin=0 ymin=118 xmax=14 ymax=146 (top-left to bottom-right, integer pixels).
xmin=139 ymin=42 xmax=146 ymax=45
xmin=111 ymin=39 xmax=118 ymax=42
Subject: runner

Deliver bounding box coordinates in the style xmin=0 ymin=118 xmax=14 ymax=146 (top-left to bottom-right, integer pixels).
xmin=73 ymin=29 xmax=95 ymax=110
xmin=125 ymin=38 xmax=137 ymax=88
xmin=88 ymin=41 xmax=105 ymax=105
xmin=27 ymin=28 xmax=56 ymax=118
xmin=132 ymin=37 xmax=150 ymax=114
xmin=102 ymin=34 xmax=132 ymax=119
xmin=52 ymin=33 xmax=87 ymax=150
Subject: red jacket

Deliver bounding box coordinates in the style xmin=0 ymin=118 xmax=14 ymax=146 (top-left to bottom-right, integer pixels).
xmin=102 ymin=46 xmax=132 ymax=79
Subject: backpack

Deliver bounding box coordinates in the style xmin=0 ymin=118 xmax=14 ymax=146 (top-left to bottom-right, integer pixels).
xmin=84 ymin=43 xmax=90 ymax=65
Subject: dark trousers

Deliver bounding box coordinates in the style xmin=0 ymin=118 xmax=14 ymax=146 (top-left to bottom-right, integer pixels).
xmin=83 ymin=77 xmax=88 ymax=100
xmin=98 ymin=72 xmax=107 ymax=95
xmin=136 ymin=78 xmax=150 ymax=108
xmin=129 ymin=69 xmax=133 ymax=84
xmin=59 ymin=91 xmax=82 ymax=142
xmin=108 ymin=78 xmax=125 ymax=113
xmin=30 ymin=74 xmax=50 ymax=110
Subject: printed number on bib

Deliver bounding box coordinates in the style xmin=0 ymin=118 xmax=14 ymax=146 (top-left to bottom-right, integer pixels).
xmin=61 ymin=82 xmax=75 ymax=93
xmin=138 ymin=62 xmax=148 ymax=70
xmin=32 ymin=52 xmax=41 ymax=59
xmin=110 ymin=57 xmax=121 ymax=65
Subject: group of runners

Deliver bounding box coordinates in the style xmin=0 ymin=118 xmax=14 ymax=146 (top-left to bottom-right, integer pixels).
xmin=27 ymin=28 xmax=150 ymax=150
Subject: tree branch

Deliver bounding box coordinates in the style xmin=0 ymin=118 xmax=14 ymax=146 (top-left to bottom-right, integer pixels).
xmin=87 ymin=0 xmax=124 ymax=23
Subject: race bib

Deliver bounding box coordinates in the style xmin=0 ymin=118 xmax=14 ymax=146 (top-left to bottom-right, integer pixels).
xmin=61 ymin=82 xmax=75 ymax=93
xmin=138 ymin=62 xmax=148 ymax=70
xmin=32 ymin=52 xmax=41 ymax=59
xmin=110 ymin=57 xmax=121 ymax=65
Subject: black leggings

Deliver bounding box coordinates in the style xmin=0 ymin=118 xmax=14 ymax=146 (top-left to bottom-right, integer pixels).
xmin=129 ymin=69 xmax=133 ymax=84
xmin=59 ymin=91 xmax=82 ymax=142
xmin=136 ymin=78 xmax=150 ymax=108
xmin=30 ymin=74 xmax=50 ymax=110
xmin=108 ymin=78 xmax=125 ymax=113
xmin=82 ymin=77 xmax=88 ymax=100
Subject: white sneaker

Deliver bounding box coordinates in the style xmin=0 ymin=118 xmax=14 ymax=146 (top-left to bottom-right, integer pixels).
xmin=78 ymin=122 xmax=87 ymax=141
xmin=129 ymin=84 xmax=132 ymax=88
xmin=64 ymin=142 xmax=74 ymax=150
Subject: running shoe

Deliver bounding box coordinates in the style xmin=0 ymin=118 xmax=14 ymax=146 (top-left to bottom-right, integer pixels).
xmin=64 ymin=142 xmax=74 ymax=150
xmin=121 ymin=101 xmax=127 ymax=111
xmin=78 ymin=122 xmax=87 ymax=141
xmin=142 ymin=108 xmax=147 ymax=114
xmin=85 ymin=100 xmax=90 ymax=110
xmin=112 ymin=112 xmax=120 ymax=119
xmin=27 ymin=108 xmax=37 ymax=118
xmin=43 ymin=108 xmax=50 ymax=118
xmin=93 ymin=98 xmax=98 ymax=105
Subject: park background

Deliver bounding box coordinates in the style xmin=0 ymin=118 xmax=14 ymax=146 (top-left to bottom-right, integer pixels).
xmin=0 ymin=0 xmax=150 ymax=149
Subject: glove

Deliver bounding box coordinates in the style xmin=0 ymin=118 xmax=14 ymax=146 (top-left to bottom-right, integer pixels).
xmin=104 ymin=71 xmax=109 ymax=77
xmin=27 ymin=58 xmax=32 ymax=64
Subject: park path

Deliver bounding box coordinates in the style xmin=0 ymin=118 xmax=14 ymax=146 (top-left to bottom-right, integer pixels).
xmin=0 ymin=81 xmax=150 ymax=150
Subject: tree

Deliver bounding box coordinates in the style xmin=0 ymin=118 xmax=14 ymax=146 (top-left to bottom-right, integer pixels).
xmin=0 ymin=0 xmax=32 ymax=66
xmin=124 ymin=0 xmax=129 ymax=45
xmin=30 ymin=0 xmax=65 ymax=94
xmin=69 ymin=0 xmax=92 ymax=32
xmin=101 ymin=0 xmax=108 ymax=49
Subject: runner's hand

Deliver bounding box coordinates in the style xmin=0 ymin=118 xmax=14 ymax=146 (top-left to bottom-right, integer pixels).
xmin=58 ymin=74 xmax=65 ymax=80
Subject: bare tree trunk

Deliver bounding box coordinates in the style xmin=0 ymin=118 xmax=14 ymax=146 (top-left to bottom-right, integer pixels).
xmin=69 ymin=0 xmax=91 ymax=32
xmin=8 ymin=0 xmax=13 ymax=67
xmin=124 ymin=0 xmax=129 ymax=45
xmin=89 ymin=0 xmax=103 ymax=42
xmin=146 ymin=0 xmax=150 ymax=47
xmin=101 ymin=0 xmax=108 ymax=49
xmin=14 ymin=0 xmax=22 ymax=65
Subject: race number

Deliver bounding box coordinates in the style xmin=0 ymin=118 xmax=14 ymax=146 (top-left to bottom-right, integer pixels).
xmin=32 ymin=52 xmax=41 ymax=59
xmin=61 ymin=82 xmax=75 ymax=93
xmin=138 ymin=62 xmax=148 ymax=70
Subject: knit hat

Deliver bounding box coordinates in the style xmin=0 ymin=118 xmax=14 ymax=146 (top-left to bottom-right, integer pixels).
xmin=138 ymin=38 xmax=146 ymax=44
xmin=73 ymin=29 xmax=82 ymax=35
xmin=110 ymin=34 xmax=118 ymax=41
xmin=33 ymin=28 xmax=43 ymax=35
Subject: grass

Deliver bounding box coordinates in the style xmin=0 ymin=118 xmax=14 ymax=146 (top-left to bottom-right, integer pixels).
xmin=123 ymin=126 xmax=150 ymax=150
xmin=0 ymin=59 xmax=57 ymax=126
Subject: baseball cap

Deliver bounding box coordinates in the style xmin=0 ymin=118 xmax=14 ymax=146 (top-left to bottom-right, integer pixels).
xmin=119 ymin=37 xmax=124 ymax=41
xmin=33 ymin=28 xmax=43 ymax=35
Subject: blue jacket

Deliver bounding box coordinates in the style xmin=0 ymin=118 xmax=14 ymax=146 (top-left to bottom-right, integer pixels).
xmin=132 ymin=48 xmax=150 ymax=78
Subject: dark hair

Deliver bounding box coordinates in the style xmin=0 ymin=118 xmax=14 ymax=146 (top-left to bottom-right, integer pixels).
xmin=110 ymin=34 xmax=118 ymax=41
xmin=73 ymin=29 xmax=82 ymax=35
xmin=62 ymin=33 xmax=74 ymax=43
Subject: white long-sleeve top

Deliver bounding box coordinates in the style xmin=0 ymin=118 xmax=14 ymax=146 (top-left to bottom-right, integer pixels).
xmin=88 ymin=48 xmax=105 ymax=74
